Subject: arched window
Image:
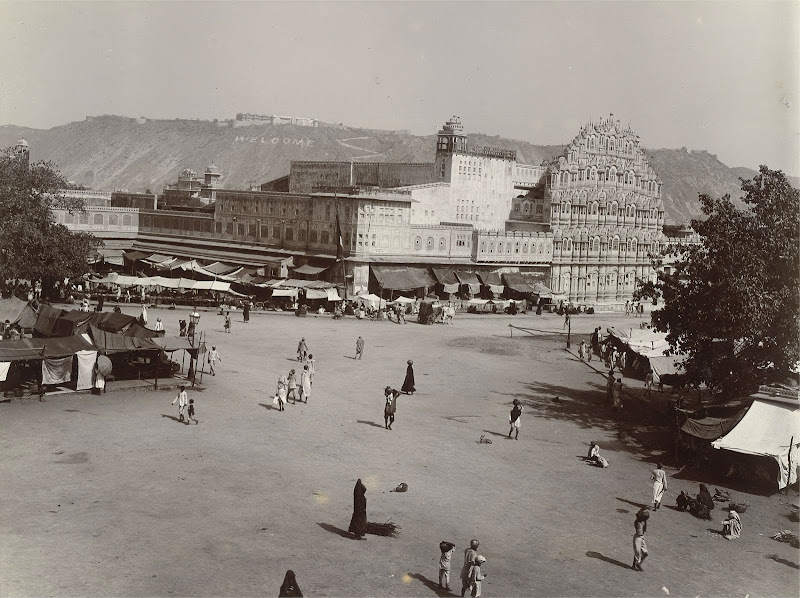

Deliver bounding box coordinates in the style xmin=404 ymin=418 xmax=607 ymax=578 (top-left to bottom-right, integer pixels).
xmin=426 ymin=237 xmax=434 ymax=250
xmin=652 ymin=241 xmax=660 ymax=254
xmin=590 ymin=202 xmax=598 ymax=215
xmin=93 ymin=213 xmax=103 ymax=225
xmin=480 ymin=241 xmax=486 ymax=253
xmin=609 ymin=202 xmax=618 ymax=216
xmin=629 ymin=238 xmax=637 ymax=253
xmin=562 ymin=202 xmax=570 ymax=214
xmin=611 ymin=236 xmax=620 ymax=251
xmin=439 ymin=237 xmax=447 ymax=251
xmin=414 ymin=236 xmax=422 ymax=251
xmin=564 ymin=239 xmax=572 ymax=251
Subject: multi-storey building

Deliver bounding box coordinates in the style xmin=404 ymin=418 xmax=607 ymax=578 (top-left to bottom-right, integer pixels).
xmin=545 ymin=116 xmax=669 ymax=303
xmin=48 ymin=116 xmax=700 ymax=305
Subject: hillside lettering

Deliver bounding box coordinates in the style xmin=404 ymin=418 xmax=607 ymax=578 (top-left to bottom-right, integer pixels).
xmin=234 ymin=136 xmax=315 ymax=147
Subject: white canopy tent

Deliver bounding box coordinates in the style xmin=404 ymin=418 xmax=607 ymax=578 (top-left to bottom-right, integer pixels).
xmin=712 ymin=394 xmax=800 ymax=490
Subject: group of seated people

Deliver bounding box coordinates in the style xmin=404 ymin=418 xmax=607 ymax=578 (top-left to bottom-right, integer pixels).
xmin=676 ymin=484 xmax=742 ymax=539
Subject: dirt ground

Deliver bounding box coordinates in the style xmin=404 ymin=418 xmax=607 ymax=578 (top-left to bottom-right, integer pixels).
xmin=1 ymin=306 xmax=798 ymax=597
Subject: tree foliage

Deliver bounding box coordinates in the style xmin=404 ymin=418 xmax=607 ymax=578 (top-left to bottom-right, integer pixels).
xmin=637 ymin=166 xmax=800 ymax=397
xmin=0 ymin=154 xmax=100 ymax=289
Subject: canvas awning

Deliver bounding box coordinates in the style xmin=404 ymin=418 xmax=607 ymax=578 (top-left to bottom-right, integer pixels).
xmin=681 ymin=410 xmax=747 ymax=440
xmin=503 ymin=273 xmax=537 ymax=294
xmin=0 ymin=297 xmax=38 ymax=328
xmin=53 ymin=310 xmax=94 ymax=337
xmin=0 ymin=335 xmax=97 ymax=361
xmin=271 ymin=289 xmax=298 ymax=298
xmin=34 ymin=305 xmax=64 ymax=336
xmin=712 ymin=396 xmax=800 ymax=489
xmin=89 ymin=311 xmax=138 ymax=333
xmin=531 ymin=283 xmax=554 ymax=299
xmin=647 ymin=355 xmax=685 ymax=382
xmin=372 ymin=266 xmax=436 ymax=291
xmin=89 ymin=326 xmax=160 ymax=354
xmin=305 ymin=289 xmax=328 ymax=300
xmin=479 ymin=272 xmax=502 ymax=287
xmin=203 ymin=261 xmax=240 ymax=275
xmin=432 ymin=268 xmax=459 ymax=286
xmin=123 ymin=250 xmax=150 ymax=262
xmin=354 ymin=294 xmax=386 ymax=309
xmin=326 ymin=288 xmax=342 ymax=301
xmin=454 ymin=271 xmax=481 ymax=294
xmin=150 ymin=336 xmax=193 ymax=352
xmin=293 ymin=264 xmax=327 ymax=276
xmin=390 ymin=296 xmax=416 ymax=304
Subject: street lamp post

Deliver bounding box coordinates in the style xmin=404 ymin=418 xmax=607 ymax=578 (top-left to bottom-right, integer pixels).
xmin=187 ymin=308 xmax=201 ymax=385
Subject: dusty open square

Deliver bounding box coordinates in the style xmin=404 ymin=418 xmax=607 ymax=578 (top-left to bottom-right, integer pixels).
xmin=1 ymin=307 xmax=798 ymax=597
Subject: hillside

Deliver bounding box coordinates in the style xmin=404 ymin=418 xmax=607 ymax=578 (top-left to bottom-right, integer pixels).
xmin=0 ymin=116 xmax=777 ymax=224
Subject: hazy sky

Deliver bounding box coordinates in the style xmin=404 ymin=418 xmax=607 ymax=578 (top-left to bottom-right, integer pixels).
xmin=1 ymin=1 xmax=797 ymax=174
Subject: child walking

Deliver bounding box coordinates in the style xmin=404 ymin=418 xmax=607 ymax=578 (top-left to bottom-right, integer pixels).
xmin=508 ymin=398 xmax=523 ymax=440
xmin=275 ymin=375 xmax=288 ymax=411
xmin=438 ymin=541 xmax=456 ymax=591
xmin=299 ymin=365 xmax=311 ymax=403
xmin=287 ymin=369 xmax=299 ymax=404
xmin=468 ymin=555 xmax=487 ymax=597
xmin=187 ymin=398 xmax=198 ymax=424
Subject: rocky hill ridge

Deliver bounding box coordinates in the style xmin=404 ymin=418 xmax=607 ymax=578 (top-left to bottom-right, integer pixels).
xmin=0 ymin=116 xmax=780 ymax=224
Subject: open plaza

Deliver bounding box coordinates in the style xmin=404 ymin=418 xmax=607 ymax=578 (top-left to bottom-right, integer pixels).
xmin=1 ymin=305 xmax=797 ymax=597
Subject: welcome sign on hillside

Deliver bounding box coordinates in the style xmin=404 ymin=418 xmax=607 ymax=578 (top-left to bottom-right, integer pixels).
xmin=234 ymin=136 xmax=316 ymax=147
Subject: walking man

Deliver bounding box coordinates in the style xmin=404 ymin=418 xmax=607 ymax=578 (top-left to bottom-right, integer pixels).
xmin=355 ymin=336 xmax=365 ymax=360
xmin=172 ymin=385 xmax=188 ymax=422
xmin=383 ymin=386 xmax=399 ymax=430
xmin=460 ymin=540 xmax=480 ymax=597
xmin=207 ymin=346 xmax=221 ymax=376
xmin=297 ymin=338 xmax=308 ymax=362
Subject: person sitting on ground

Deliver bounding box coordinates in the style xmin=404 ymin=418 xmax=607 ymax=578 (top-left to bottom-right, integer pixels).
xmin=690 ymin=484 xmax=714 ymax=519
xmin=586 ymin=441 xmax=609 ymax=468
xmin=722 ymin=508 xmax=742 ymax=540
xmin=676 ymin=490 xmax=692 ymax=512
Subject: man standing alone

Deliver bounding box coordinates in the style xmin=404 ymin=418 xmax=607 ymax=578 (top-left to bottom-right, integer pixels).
xmin=355 ymin=336 xmax=365 ymax=360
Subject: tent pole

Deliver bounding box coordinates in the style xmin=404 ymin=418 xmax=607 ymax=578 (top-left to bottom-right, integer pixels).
xmin=786 ymin=435 xmax=794 ymax=495
xmin=154 ymin=349 xmax=163 ymax=390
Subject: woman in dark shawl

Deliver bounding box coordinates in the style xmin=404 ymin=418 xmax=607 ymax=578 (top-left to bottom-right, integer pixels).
xmin=401 ymin=360 xmax=416 ymax=394
xmin=278 ymin=570 xmax=303 ymax=597
xmin=349 ymin=479 xmax=367 ymax=540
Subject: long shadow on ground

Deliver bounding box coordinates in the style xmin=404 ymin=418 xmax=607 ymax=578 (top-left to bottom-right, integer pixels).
xmin=258 ymin=403 xmax=279 ymax=411
xmin=357 ymin=420 xmax=385 ymax=429
xmin=407 ymin=572 xmax=453 ymax=597
xmin=766 ymin=554 xmax=800 ymax=570
xmin=161 ymin=414 xmax=188 ymax=425
xmin=585 ymin=551 xmax=631 ymax=570
xmin=506 ymin=380 xmax=672 ymax=464
xmin=317 ymin=523 xmax=352 ymax=539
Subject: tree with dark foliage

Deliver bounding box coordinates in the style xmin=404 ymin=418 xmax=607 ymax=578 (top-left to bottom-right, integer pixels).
xmin=0 ymin=153 xmax=100 ymax=297
xmin=636 ymin=166 xmax=799 ymax=397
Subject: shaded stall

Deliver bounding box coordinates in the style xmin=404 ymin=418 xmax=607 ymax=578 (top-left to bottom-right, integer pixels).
xmin=479 ymin=272 xmax=504 ymax=299
xmin=432 ymin=268 xmax=460 ymax=299
xmin=0 ymin=335 xmax=98 ymax=397
xmin=454 ymin=271 xmax=482 ymax=298
xmin=0 ymin=296 xmax=38 ymax=330
xmin=371 ymin=266 xmax=436 ymax=299
xmin=712 ymin=390 xmax=800 ymax=491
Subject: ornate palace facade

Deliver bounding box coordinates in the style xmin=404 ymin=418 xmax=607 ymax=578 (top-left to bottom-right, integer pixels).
xmin=545 ymin=117 xmax=670 ymax=303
